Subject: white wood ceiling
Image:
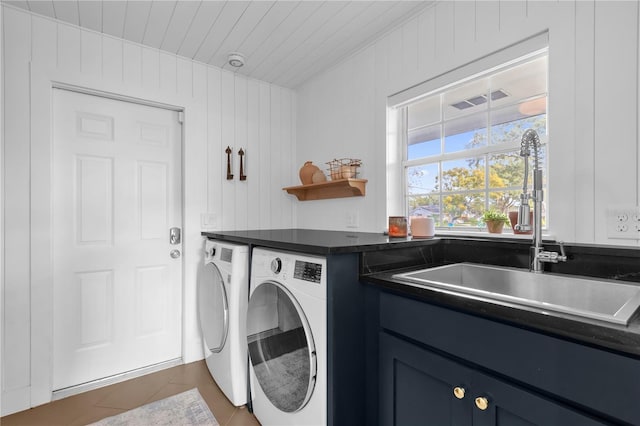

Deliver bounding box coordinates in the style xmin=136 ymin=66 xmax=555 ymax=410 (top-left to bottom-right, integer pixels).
xmin=4 ymin=0 xmax=434 ymax=88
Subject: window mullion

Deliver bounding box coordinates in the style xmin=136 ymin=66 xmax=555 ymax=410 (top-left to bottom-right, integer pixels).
xmin=400 ymin=49 xmax=548 ymax=231
xmin=485 ymin=94 xmax=491 ymax=212
xmin=403 ymin=141 xmax=520 ymax=168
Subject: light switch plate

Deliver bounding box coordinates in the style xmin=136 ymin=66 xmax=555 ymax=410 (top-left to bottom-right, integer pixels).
xmin=606 ymin=206 xmax=640 ymax=239
xmin=346 ymin=211 xmax=359 ymax=228
xmin=201 ymin=212 xmax=217 ymax=230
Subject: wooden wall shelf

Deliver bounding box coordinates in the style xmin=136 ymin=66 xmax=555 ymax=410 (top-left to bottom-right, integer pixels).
xmin=283 ymin=178 xmax=367 ymax=201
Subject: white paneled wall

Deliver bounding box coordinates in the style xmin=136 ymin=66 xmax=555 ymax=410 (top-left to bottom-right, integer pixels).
xmin=593 ymin=1 xmax=639 ymax=242
xmin=0 ymin=2 xmax=4 ymax=420
xmin=296 ymin=0 xmax=640 ymax=247
xmin=1 ymin=5 xmax=295 ymax=415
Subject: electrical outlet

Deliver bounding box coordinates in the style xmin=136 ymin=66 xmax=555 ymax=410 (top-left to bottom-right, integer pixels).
xmin=607 ymin=206 xmax=640 ymax=239
xmin=617 ymin=224 xmax=629 ymax=232
xmin=617 ymin=213 xmax=629 ymax=222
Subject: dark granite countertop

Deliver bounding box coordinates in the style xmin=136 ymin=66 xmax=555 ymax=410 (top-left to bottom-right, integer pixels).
xmin=362 ymin=267 xmax=640 ymax=359
xmin=201 ymin=228 xmax=440 ymax=255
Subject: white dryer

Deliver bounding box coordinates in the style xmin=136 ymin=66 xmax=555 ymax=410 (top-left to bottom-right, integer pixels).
xmin=198 ymin=239 xmax=249 ymax=406
xmin=246 ymin=247 xmax=327 ymax=426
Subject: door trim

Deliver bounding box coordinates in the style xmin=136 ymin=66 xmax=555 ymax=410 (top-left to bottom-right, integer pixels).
xmin=52 ymin=81 xmax=184 ymax=113
xmin=29 ymin=63 xmax=194 ymax=409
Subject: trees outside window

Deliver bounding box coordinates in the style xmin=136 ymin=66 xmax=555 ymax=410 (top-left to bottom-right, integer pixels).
xmin=401 ymin=52 xmax=548 ymax=231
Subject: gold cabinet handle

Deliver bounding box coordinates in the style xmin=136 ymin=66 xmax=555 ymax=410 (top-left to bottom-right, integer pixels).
xmin=453 ymin=386 xmax=465 ymax=399
xmin=475 ymin=396 xmax=489 ymax=410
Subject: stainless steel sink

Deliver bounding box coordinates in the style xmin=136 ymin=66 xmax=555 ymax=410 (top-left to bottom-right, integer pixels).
xmin=392 ymin=263 xmax=640 ymax=325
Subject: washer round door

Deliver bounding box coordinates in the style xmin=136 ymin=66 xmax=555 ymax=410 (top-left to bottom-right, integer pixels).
xmin=198 ymin=262 xmax=229 ymax=354
xmin=247 ymin=280 xmax=317 ymax=413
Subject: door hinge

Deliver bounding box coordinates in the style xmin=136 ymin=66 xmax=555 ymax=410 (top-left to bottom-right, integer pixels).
xmin=178 ymin=111 xmax=184 ymax=124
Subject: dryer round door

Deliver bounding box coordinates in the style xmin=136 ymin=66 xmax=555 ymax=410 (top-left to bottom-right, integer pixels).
xmin=247 ymin=280 xmax=317 ymax=413
xmin=198 ymin=262 xmax=229 ymax=354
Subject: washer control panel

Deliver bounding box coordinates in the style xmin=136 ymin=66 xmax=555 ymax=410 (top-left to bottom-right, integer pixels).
xmin=203 ymin=239 xmax=247 ymax=268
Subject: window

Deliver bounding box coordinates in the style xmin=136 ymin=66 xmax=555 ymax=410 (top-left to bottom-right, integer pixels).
xmin=393 ymin=49 xmax=548 ymax=231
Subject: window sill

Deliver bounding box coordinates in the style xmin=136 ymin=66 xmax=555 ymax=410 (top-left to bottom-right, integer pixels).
xmin=434 ymin=229 xmax=557 ymax=241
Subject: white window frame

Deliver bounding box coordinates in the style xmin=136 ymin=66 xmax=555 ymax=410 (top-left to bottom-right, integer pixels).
xmin=387 ymin=33 xmax=549 ymax=234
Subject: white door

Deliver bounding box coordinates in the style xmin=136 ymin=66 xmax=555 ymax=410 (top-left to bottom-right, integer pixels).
xmin=52 ymin=89 xmax=183 ymax=390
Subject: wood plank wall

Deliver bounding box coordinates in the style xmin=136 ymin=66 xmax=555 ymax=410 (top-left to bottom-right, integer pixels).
xmin=296 ymin=0 xmax=640 ymax=247
xmin=1 ymin=5 xmax=296 ymax=415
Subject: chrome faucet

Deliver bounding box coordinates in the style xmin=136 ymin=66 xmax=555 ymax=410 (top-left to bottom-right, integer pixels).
xmin=516 ymin=129 xmax=566 ymax=272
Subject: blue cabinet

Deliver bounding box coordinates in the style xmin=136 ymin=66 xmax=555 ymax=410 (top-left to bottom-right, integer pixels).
xmin=378 ymin=291 xmax=640 ymax=425
xmin=380 ymin=332 xmax=471 ymax=425
xmin=380 ymin=332 xmax=608 ymax=426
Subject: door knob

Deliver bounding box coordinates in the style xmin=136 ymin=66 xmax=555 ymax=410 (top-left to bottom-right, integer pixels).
xmin=453 ymin=387 xmax=466 ymax=399
xmin=170 ymin=249 xmax=181 ymax=259
xmin=475 ymin=396 xmax=489 ymax=410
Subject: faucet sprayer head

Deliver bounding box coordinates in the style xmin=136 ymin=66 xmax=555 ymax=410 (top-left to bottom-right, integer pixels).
xmin=520 ymin=129 xmax=540 ymax=173
xmin=516 ymin=202 xmax=532 ymax=231
xmin=520 ymin=129 xmax=541 ymax=170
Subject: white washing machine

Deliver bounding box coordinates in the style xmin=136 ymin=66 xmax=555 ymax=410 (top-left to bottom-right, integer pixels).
xmin=247 ymin=247 xmax=327 ymax=426
xmin=198 ymin=239 xmax=249 ymax=406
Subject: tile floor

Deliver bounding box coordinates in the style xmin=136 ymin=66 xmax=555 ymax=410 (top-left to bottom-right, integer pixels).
xmin=0 ymin=360 xmax=260 ymax=426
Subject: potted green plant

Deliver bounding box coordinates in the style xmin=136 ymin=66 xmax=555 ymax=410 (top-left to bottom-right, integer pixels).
xmin=481 ymin=209 xmax=510 ymax=234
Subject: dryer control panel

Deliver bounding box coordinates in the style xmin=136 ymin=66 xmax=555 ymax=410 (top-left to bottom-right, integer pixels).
xmin=294 ymin=260 xmax=322 ymax=284
xmin=251 ymin=248 xmax=327 ymax=300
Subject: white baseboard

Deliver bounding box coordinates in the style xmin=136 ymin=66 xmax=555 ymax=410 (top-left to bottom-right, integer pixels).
xmin=1 ymin=386 xmax=31 ymax=417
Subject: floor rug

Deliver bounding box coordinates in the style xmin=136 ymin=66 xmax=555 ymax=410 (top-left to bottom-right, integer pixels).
xmin=253 ymin=347 xmax=309 ymax=412
xmin=89 ymin=388 xmax=218 ymax=426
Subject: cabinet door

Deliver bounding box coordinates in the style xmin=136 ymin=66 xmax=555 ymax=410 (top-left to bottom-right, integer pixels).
xmin=380 ymin=332 xmax=609 ymax=426
xmin=379 ymin=332 xmax=472 ymax=426
xmin=471 ymin=369 xmax=608 ymax=426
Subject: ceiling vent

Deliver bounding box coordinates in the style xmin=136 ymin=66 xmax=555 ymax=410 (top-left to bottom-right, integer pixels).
xmin=451 ymin=89 xmax=509 ymax=110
